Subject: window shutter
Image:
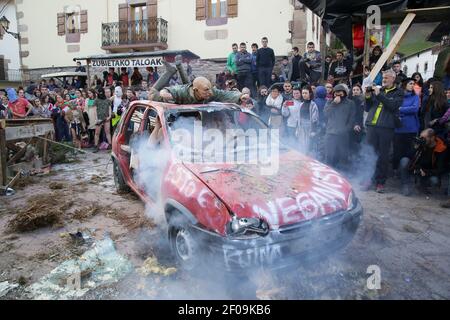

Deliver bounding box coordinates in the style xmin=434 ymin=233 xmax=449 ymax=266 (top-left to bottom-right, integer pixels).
xmin=147 ymin=0 xmax=158 ymax=42
xmin=118 ymin=3 xmax=129 ymax=44
xmin=80 ymin=10 xmax=88 ymax=33
xmin=227 ymin=0 xmax=238 ymax=18
xmin=196 ymin=0 xmax=206 ymax=21
xmin=57 ymin=13 xmax=65 ymax=35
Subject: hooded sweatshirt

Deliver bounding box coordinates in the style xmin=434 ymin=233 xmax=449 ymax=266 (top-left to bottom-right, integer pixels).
xmin=395 ymin=91 xmax=420 ymax=134
xmin=314 ymin=86 xmax=327 ymax=123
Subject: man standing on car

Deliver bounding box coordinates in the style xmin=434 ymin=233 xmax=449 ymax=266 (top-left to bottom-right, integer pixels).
xmin=363 ymin=69 xmax=403 ymax=193
xmin=256 ymin=37 xmax=275 ymax=88
xmin=235 ymin=42 xmax=253 ymax=91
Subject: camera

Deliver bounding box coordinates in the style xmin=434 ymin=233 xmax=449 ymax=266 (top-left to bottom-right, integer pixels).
xmin=366 ymin=86 xmax=374 ymax=93
xmin=414 ymin=136 xmax=427 ymax=148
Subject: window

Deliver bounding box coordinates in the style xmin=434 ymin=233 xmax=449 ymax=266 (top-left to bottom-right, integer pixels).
xmin=209 ymin=0 xmax=227 ymax=18
xmin=66 ymin=12 xmax=80 ymax=34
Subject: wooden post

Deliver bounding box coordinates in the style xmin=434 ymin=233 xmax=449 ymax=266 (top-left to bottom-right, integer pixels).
xmin=363 ymin=22 xmax=371 ymax=68
xmin=0 ymin=120 xmax=7 ymax=186
xmin=369 ymin=13 xmax=416 ymax=81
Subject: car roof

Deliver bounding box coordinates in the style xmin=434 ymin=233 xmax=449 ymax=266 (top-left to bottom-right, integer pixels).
xmin=131 ymin=101 xmax=242 ymax=113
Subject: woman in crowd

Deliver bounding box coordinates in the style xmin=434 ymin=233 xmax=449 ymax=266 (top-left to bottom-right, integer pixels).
xmin=30 ymin=98 xmax=50 ymax=118
xmin=41 ymin=94 xmax=55 ymax=114
xmin=325 ymin=82 xmax=334 ymax=101
xmin=53 ymin=94 xmax=71 ymax=142
xmin=85 ymin=89 xmax=97 ymax=145
xmin=125 ymin=88 xmax=138 ymax=107
xmin=265 ymin=86 xmax=284 ymax=129
xmin=297 ymin=85 xmax=319 ymax=154
xmin=130 ymin=67 xmax=143 ymax=87
xmin=423 ymin=81 xmax=449 ymax=136
xmin=281 ymin=87 xmax=301 ymax=145
xmin=393 ymin=78 xmax=420 ymax=173
xmin=65 ymin=98 xmax=87 ymax=149
xmin=369 ymin=46 xmax=383 ymax=66
xmin=92 ymin=88 xmax=112 ymax=152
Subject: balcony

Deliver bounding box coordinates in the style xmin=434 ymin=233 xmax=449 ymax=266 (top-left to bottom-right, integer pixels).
xmin=101 ymin=18 xmax=168 ymax=52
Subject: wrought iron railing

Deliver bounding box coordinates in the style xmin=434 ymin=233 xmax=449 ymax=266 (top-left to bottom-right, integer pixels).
xmin=0 ymin=69 xmax=24 ymax=82
xmin=102 ymin=18 xmax=168 ymax=47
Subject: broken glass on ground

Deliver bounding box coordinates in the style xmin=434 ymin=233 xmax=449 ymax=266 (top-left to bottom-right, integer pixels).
xmin=26 ymin=235 xmax=132 ymax=300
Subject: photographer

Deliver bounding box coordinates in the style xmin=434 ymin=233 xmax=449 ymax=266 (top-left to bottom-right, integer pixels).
xmin=399 ymin=128 xmax=448 ymax=195
xmin=362 ymin=70 xmax=403 ymax=193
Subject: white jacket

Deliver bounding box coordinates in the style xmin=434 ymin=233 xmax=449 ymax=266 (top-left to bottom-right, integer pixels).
xmin=282 ymin=100 xmax=301 ymax=128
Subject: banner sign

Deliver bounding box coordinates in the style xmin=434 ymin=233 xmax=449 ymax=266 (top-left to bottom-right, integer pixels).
xmin=91 ymin=57 xmax=164 ymax=68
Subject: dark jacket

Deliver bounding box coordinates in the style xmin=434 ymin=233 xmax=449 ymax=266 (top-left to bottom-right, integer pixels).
xmin=313 ymin=86 xmax=327 ymax=124
xmin=350 ymin=95 xmax=365 ymax=128
xmin=417 ymin=137 xmax=448 ymax=177
xmin=324 ymin=96 xmax=356 ymax=135
xmin=235 ymin=50 xmax=252 ymax=74
xmin=395 ymin=71 xmax=407 ymax=86
xmin=365 ymin=86 xmax=403 ymax=129
xmin=395 ymin=91 xmax=420 ymax=134
xmin=256 ymin=47 xmax=275 ymax=68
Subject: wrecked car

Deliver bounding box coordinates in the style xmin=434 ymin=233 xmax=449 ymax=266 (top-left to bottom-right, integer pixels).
xmin=111 ymin=101 xmax=363 ymax=271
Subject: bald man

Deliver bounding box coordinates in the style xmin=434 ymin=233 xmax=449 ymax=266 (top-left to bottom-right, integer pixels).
xmin=158 ymin=76 xmax=249 ymax=104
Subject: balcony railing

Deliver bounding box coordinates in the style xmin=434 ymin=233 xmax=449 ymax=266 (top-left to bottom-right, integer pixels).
xmin=102 ymin=18 xmax=168 ymax=47
xmin=0 ymin=69 xmax=25 ymax=82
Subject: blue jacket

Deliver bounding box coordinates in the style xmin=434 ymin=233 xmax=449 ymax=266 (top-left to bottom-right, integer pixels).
xmin=251 ymin=52 xmax=257 ymax=73
xmin=396 ymin=91 xmax=420 ymax=134
xmin=314 ymin=86 xmax=327 ymax=124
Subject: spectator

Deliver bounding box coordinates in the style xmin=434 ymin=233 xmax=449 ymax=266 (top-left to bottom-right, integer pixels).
xmin=443 ymin=57 xmax=450 ymax=90
xmin=369 ymin=46 xmax=383 ymax=66
xmin=265 ymin=86 xmax=283 ymax=129
xmin=313 ymin=85 xmax=327 ymax=132
xmin=106 ymin=68 xmax=120 ymax=86
xmin=30 ymin=98 xmax=50 ymax=118
xmin=299 ymin=42 xmax=322 ymax=84
xmin=281 ymin=87 xmax=301 ymax=142
xmin=235 ymin=42 xmax=253 ymax=91
xmin=53 ymin=94 xmax=71 ymax=142
xmin=48 ymin=78 xmax=58 ymax=91
xmin=256 ymin=85 xmax=269 ymax=123
xmin=289 ymin=47 xmax=302 ymax=82
xmin=425 ymin=81 xmax=449 ymax=136
xmin=282 ymin=81 xmax=293 ymax=100
xmin=130 ymin=67 xmax=143 ymax=87
xmin=1 ymin=95 xmax=11 ymax=119
xmin=399 ymin=128 xmax=448 ymax=195
xmin=92 ymin=88 xmax=112 ymax=152
xmin=7 ymin=88 xmax=32 ymax=119
xmin=85 ymin=89 xmax=97 ymax=145
xmin=393 ymin=78 xmax=420 ymax=193
xmin=363 ymin=69 xmax=403 ymax=193
xmin=75 ymin=61 xmax=87 ymax=88
xmin=392 ymin=60 xmax=407 ymax=86
xmin=279 ymin=56 xmax=290 ymax=82
xmin=323 ymin=55 xmax=332 ymax=81
xmin=147 ymin=67 xmax=159 ymax=86
xmin=329 ymin=51 xmax=351 ymax=85
xmin=257 ymin=37 xmax=275 ymax=88
xmin=251 ymin=43 xmax=259 ymax=92
xmin=226 ymin=43 xmax=239 ymax=77
xmin=41 ymin=94 xmax=54 ymax=114
xmin=270 ymin=73 xmax=278 ymax=86
xmin=126 ymin=88 xmax=138 ymax=106
xmin=120 ymin=67 xmax=129 ymax=87
xmin=65 ymin=99 xmax=87 ymax=149
xmin=324 ymin=84 xmax=356 ymax=168
xmin=349 ymin=84 xmax=365 ymax=159
xmin=325 ymin=82 xmax=334 ymax=101
xmin=298 ymin=86 xmax=319 ymax=153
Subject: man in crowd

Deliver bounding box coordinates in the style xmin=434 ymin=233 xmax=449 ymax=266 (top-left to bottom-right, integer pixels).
xmin=120 ymin=67 xmax=129 ymax=87
xmin=324 ymin=84 xmax=356 ymax=168
xmin=107 ymin=68 xmax=119 ymax=86
xmin=279 ymin=56 xmax=290 ymax=82
xmin=158 ymin=76 xmax=249 ymax=105
xmin=235 ymin=42 xmax=253 ymax=91
xmin=398 ymin=128 xmax=448 ymax=196
xmin=288 ymin=47 xmax=302 ymax=82
xmin=251 ymin=43 xmax=259 ymax=94
xmin=226 ymin=43 xmax=238 ymax=77
xmin=323 ymin=55 xmax=332 ymax=81
xmin=298 ymin=42 xmax=322 ymax=84
xmin=75 ymin=61 xmax=87 ymax=88
xmin=7 ymin=88 xmax=32 ymax=119
xmin=364 ymin=69 xmax=403 ymax=193
xmin=256 ymin=37 xmax=275 ymax=87
xmin=392 ymin=60 xmax=407 ymax=86
xmin=329 ymin=51 xmax=351 ymax=85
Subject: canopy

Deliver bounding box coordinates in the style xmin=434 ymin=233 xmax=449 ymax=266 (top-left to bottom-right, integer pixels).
xmin=41 ymin=72 xmax=88 ymax=79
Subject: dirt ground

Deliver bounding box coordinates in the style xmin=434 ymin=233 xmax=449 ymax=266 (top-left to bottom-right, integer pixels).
xmin=0 ymin=151 xmax=449 ymax=300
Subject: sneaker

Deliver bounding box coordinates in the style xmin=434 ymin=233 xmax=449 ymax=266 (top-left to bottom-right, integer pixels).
xmin=360 ymin=180 xmax=372 ymax=191
xmin=401 ymin=185 xmax=411 ymax=196
xmin=376 ymin=184 xmax=385 ymax=193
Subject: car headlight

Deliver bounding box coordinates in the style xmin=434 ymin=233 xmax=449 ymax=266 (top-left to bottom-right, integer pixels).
xmin=347 ymin=190 xmax=357 ymax=211
xmin=227 ymin=216 xmax=269 ymax=237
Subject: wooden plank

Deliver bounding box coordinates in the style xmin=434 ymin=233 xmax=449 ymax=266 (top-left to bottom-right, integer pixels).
xmin=7 ymin=139 xmax=33 ymax=166
xmin=369 ymin=13 xmax=416 ymax=82
xmin=5 ymin=123 xmax=54 ymax=141
xmin=0 ymin=127 xmax=6 ymax=186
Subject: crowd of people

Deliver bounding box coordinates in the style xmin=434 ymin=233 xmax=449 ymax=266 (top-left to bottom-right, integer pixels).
xmin=1 ymin=36 xmax=450 ymax=198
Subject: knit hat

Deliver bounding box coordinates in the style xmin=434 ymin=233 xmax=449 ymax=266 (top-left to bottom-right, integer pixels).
xmin=334 ymin=83 xmax=349 ymax=95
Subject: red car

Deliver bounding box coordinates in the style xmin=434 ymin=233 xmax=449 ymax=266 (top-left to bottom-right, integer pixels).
xmin=112 ymin=101 xmax=363 ymax=270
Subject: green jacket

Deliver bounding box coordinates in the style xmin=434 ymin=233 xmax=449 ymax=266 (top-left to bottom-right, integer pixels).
xmin=166 ymin=84 xmax=242 ymax=104
xmin=226 ymin=52 xmax=237 ymax=74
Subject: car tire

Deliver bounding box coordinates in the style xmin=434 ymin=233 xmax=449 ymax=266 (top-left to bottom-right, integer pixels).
xmin=113 ymin=158 xmax=130 ymax=193
xmin=167 ymin=212 xmax=200 ymax=271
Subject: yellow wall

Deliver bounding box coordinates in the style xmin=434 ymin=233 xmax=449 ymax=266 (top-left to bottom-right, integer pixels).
xmin=18 ymin=0 xmax=295 ymax=69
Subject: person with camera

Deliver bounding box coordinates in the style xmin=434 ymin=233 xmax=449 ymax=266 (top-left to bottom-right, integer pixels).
xmin=363 ymin=70 xmax=403 ymax=193
xmin=399 ymin=128 xmax=448 ymax=196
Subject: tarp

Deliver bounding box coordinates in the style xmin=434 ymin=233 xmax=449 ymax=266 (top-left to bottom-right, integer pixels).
xmin=299 ymin=0 xmax=450 ymax=50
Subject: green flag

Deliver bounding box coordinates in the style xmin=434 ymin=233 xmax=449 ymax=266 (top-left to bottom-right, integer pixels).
xmin=384 ymin=22 xmax=391 ymax=46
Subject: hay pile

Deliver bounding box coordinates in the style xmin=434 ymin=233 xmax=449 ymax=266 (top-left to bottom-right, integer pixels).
xmin=8 ymin=193 xmax=64 ymax=232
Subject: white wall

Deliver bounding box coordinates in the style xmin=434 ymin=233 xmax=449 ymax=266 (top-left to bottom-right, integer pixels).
xmin=305 ymin=8 xmax=320 ymax=49
xmin=401 ymin=49 xmax=438 ymax=81
xmin=0 ymin=0 xmax=21 ymax=71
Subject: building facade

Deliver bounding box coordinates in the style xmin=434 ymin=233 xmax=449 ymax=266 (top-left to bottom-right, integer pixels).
xmin=3 ymin=0 xmax=322 ymax=80
xmin=0 ymin=0 xmax=22 ymax=82
xmin=401 ymin=45 xmax=440 ymax=80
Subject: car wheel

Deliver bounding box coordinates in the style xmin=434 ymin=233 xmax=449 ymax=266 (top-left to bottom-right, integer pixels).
xmin=113 ymin=158 xmax=130 ymax=193
xmin=168 ymin=213 xmax=199 ymax=271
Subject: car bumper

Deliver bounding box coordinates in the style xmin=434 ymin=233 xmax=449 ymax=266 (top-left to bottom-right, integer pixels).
xmin=191 ymin=199 xmax=363 ymax=271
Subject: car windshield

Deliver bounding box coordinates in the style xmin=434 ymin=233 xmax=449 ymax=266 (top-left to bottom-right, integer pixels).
xmin=166 ymin=108 xmax=286 ymax=163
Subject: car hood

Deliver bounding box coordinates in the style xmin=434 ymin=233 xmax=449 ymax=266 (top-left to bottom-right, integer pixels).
xmin=183 ymin=150 xmax=354 ymax=229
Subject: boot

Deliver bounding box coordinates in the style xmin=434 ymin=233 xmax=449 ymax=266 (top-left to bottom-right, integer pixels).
xmin=175 ymin=54 xmax=190 ymax=84
xmin=152 ymin=59 xmax=178 ymax=91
